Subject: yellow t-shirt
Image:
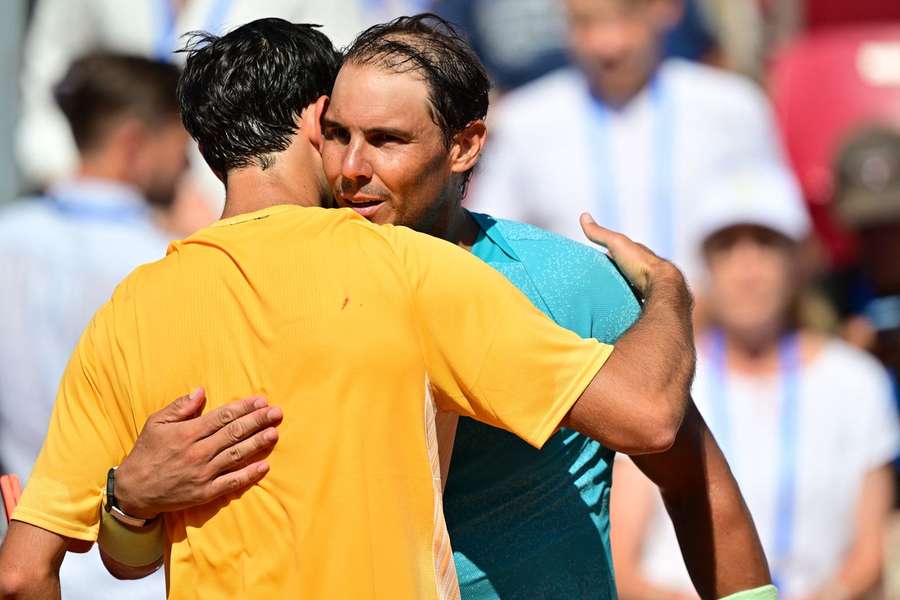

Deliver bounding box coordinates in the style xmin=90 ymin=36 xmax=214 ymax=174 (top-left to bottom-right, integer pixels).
xmin=14 ymin=205 xmax=612 ymax=599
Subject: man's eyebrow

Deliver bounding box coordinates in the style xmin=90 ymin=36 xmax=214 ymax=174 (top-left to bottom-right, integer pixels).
xmin=321 ymin=116 xmax=345 ymax=129
xmin=322 ymin=117 xmax=412 ymax=139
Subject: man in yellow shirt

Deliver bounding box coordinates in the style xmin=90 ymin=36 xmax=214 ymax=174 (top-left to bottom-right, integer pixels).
xmin=0 ymin=19 xmax=697 ymax=599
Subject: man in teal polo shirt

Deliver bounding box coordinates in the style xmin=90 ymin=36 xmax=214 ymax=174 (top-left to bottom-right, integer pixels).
xmin=95 ymin=15 xmax=773 ymax=600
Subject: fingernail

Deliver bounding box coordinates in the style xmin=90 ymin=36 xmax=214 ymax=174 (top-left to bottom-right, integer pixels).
xmin=189 ymin=387 xmax=204 ymax=401
xmin=267 ymin=408 xmax=282 ymax=420
xmin=253 ymin=397 xmax=268 ymax=409
xmin=264 ymin=429 xmax=278 ymax=442
xmin=583 ymin=213 xmax=596 ymax=224
xmin=257 ymin=462 xmax=270 ymax=473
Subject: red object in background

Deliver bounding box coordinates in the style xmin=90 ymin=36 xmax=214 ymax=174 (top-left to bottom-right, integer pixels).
xmin=769 ymin=24 xmax=900 ymax=267
xmin=805 ymin=0 xmax=900 ymax=30
xmin=1 ymin=474 xmax=21 ymax=523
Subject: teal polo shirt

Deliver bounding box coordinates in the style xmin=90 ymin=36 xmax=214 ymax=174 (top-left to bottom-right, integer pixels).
xmin=444 ymin=212 xmax=641 ymax=599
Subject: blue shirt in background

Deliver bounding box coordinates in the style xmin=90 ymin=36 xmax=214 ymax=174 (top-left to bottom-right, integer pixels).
xmin=444 ymin=212 xmax=642 ymax=599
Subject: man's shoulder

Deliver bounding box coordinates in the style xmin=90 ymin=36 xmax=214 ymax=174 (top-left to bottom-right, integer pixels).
xmin=817 ymin=338 xmax=892 ymax=389
xmin=476 ymin=214 xmax=640 ymax=314
xmin=664 ymin=58 xmax=768 ymax=113
xmin=494 ymin=68 xmax=584 ymax=119
xmin=0 ymin=197 xmax=59 ymax=240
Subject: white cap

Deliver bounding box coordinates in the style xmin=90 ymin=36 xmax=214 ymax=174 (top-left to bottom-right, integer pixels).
xmin=691 ymin=160 xmax=812 ymax=249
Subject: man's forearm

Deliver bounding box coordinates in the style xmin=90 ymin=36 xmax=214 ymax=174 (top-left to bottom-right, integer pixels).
xmin=633 ymin=404 xmax=770 ymax=599
xmin=569 ymin=264 xmax=695 ymax=453
xmin=0 ymin=522 xmax=66 ymax=600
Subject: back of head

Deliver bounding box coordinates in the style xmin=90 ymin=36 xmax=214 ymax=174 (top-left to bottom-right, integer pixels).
xmin=54 ymin=53 xmax=181 ymax=154
xmin=177 ymin=18 xmax=341 ymax=176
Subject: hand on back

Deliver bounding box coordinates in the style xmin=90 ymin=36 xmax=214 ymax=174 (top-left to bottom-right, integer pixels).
xmin=115 ymin=388 xmax=283 ymax=520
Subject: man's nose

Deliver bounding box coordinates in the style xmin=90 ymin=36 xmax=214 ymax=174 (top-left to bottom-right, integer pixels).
xmin=342 ymin=141 xmax=374 ymax=183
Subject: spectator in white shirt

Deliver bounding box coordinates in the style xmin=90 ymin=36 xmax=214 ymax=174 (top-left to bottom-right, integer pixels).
xmin=0 ymin=52 xmax=190 ymax=600
xmin=467 ymin=0 xmax=791 ymax=281
xmin=610 ymin=162 xmax=900 ymax=600
xmin=17 ymin=0 xmax=369 ymax=229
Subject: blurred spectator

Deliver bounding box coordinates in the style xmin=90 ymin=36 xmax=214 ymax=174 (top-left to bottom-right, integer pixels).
xmin=0 ymin=1 xmax=26 ymax=208
xmin=432 ymin=0 xmax=571 ymax=92
xmin=17 ymin=0 xmax=368 ymax=227
xmin=432 ymin=0 xmax=716 ymax=93
xmin=832 ymin=127 xmax=900 ymax=398
xmin=611 ymin=163 xmax=900 ymax=599
xmin=0 ymin=52 xmax=188 ymax=599
xmin=467 ymin=0 xmax=789 ymax=281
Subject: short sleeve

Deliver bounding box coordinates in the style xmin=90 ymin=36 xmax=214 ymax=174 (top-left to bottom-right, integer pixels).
xmin=387 ymin=226 xmax=613 ymax=449
xmin=851 ymin=357 xmax=900 ymax=471
xmin=12 ymin=299 xmax=135 ymax=542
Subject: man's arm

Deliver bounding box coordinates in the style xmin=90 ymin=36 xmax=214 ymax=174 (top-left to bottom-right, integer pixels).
xmin=810 ymin=464 xmax=894 ymax=600
xmin=565 ymin=215 xmax=695 ymax=454
xmin=630 ymin=403 xmax=771 ymax=599
xmin=0 ymin=522 xmax=66 ymax=599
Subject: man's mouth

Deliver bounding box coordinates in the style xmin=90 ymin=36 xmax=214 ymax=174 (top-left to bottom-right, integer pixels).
xmin=343 ymin=197 xmax=385 ymax=219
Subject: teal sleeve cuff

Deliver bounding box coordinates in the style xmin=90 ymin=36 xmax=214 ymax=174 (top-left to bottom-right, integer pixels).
xmin=719 ymin=584 xmax=778 ymax=600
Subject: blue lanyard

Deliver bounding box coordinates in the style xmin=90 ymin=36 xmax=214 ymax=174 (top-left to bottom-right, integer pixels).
xmin=708 ymin=330 xmax=801 ymax=594
xmin=47 ymin=195 xmax=150 ymax=224
xmin=587 ymin=75 xmax=675 ymax=259
xmin=153 ymin=0 xmax=233 ymax=62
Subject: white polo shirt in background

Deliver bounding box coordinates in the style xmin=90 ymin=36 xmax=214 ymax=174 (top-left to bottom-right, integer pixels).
xmin=637 ymin=338 xmax=900 ymax=598
xmin=468 ymin=59 xmax=790 ymax=282
xmin=0 ymin=178 xmax=170 ymax=599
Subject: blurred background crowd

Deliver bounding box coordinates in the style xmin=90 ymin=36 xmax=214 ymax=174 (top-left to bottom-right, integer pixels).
xmin=0 ymin=1 xmax=899 ymax=599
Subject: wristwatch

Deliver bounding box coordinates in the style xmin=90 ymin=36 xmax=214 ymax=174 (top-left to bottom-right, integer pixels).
xmin=105 ymin=466 xmax=154 ymax=528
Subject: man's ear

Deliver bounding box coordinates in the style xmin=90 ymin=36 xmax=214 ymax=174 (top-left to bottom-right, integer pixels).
xmin=450 ymin=120 xmax=488 ymax=176
xmin=304 ymin=95 xmax=330 ymax=152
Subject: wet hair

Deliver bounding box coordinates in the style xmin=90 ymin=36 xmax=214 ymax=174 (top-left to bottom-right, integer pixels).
xmin=176 ymin=18 xmax=341 ymax=174
xmin=344 ymin=14 xmax=491 ymax=193
xmin=54 ymin=52 xmax=181 ymax=151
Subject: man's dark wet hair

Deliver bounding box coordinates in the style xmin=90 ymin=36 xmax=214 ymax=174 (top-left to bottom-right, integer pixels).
xmin=54 ymin=53 xmax=181 ymax=152
xmin=177 ymin=18 xmax=341 ymax=174
xmin=344 ymin=13 xmax=491 ymax=154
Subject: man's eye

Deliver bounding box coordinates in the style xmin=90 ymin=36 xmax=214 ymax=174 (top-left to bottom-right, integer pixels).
xmin=324 ymin=127 xmax=349 ymax=143
xmin=371 ymin=133 xmax=401 ymax=146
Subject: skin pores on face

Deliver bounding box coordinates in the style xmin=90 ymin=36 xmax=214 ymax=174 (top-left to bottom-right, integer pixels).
xmin=321 ymin=62 xmax=458 ymax=232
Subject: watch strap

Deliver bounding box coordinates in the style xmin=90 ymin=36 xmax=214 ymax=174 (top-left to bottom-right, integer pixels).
xmin=105 ymin=466 xmax=151 ymax=528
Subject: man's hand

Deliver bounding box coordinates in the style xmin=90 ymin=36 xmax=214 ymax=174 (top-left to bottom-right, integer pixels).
xmin=115 ymin=388 xmax=283 ymax=520
xmin=580 ymin=212 xmax=687 ymax=300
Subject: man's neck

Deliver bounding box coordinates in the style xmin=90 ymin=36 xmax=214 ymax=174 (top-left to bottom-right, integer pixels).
xmin=431 ymin=206 xmax=480 ymax=253
xmin=722 ymin=324 xmax=789 ymax=375
xmin=221 ymin=164 xmax=322 ymax=219
xmin=589 ymin=66 xmax=658 ymax=109
xmin=78 ymin=154 xmax=130 ymax=185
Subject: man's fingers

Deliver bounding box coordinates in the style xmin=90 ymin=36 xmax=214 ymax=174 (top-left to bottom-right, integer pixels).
xmin=156 ymin=387 xmax=206 ymax=424
xmin=193 ymin=396 xmax=270 ymax=439
xmin=205 ymin=461 xmax=270 ymax=501
xmin=200 ymin=406 xmax=283 ymax=457
xmin=580 ymin=212 xmax=628 ymax=251
xmin=207 ymin=427 xmax=279 ymax=477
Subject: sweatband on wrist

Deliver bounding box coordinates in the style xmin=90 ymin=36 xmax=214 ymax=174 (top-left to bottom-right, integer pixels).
xmin=98 ymin=506 xmax=164 ymax=568
xmin=719 ymin=585 xmax=778 ymax=600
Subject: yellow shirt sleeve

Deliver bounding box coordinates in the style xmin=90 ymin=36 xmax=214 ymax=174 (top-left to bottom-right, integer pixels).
xmin=13 ymin=297 xmax=135 ymax=542
xmin=387 ymin=225 xmax=613 ymax=449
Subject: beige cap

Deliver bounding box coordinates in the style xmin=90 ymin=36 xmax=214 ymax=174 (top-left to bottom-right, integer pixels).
xmin=691 ymin=160 xmax=812 ymax=249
